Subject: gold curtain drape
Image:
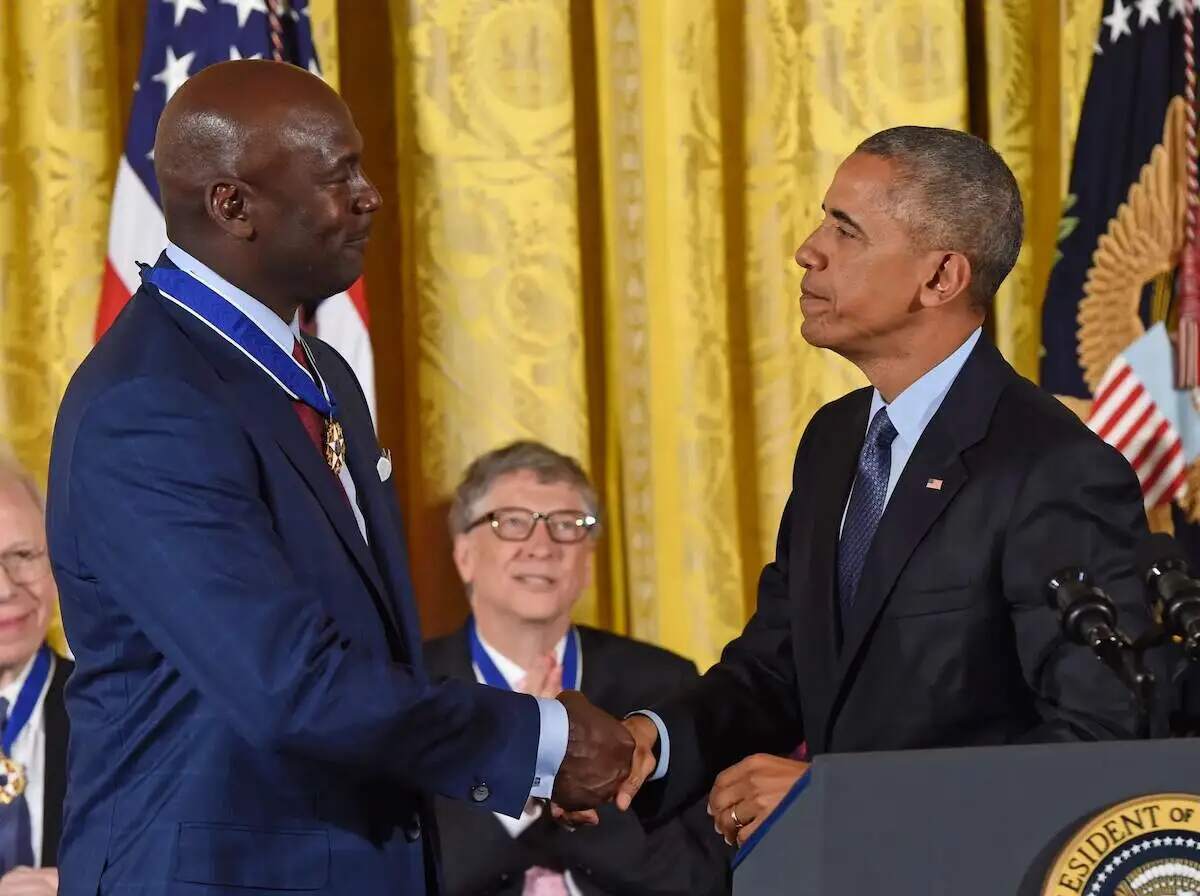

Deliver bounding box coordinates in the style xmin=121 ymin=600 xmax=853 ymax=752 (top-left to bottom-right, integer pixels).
xmin=1 ymin=0 xmax=1102 ymax=668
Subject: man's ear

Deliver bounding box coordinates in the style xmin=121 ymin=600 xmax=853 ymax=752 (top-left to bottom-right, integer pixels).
xmin=453 ymin=534 xmax=475 ymax=587
xmin=206 ymin=181 xmax=254 ymax=239
xmin=919 ymin=251 xmax=972 ymax=309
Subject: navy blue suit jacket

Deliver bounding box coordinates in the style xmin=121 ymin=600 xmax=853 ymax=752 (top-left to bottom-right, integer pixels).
xmin=46 ymin=256 xmax=541 ymax=896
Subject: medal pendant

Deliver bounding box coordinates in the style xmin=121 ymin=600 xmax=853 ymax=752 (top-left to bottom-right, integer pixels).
xmin=324 ymin=418 xmax=346 ymax=475
xmin=0 ymin=755 xmax=26 ymax=805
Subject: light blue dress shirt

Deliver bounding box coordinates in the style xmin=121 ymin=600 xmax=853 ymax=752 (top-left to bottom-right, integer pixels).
xmin=162 ymin=243 xmax=569 ymax=801
xmin=163 ymin=243 xmax=370 ymax=542
xmin=638 ymin=328 xmax=982 ymax=781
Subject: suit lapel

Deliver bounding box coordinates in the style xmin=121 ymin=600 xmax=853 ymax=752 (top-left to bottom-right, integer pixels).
xmin=830 ymin=339 xmax=1010 ymax=713
xmin=794 ymin=392 xmax=869 ymax=754
xmin=41 ymin=655 xmax=70 ymax=867
xmin=149 ymin=273 xmax=392 ymax=627
xmin=316 ymin=345 xmax=424 ymax=661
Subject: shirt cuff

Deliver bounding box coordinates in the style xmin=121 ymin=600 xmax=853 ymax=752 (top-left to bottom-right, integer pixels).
xmin=627 ymin=710 xmax=670 ymax=781
xmin=529 ymin=696 xmax=569 ymax=800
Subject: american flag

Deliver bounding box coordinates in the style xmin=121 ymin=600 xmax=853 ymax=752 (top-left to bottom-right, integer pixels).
xmin=1088 ymin=325 xmax=1190 ymax=509
xmin=96 ymin=0 xmax=376 ymax=420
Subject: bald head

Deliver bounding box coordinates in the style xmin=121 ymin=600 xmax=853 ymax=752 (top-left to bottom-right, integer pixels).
xmin=155 ymin=60 xmax=344 ymax=232
xmin=151 ymin=59 xmax=381 ymax=317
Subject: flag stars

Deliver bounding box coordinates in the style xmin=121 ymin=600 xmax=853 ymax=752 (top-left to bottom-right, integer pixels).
xmin=1104 ymin=0 xmax=1134 ymax=42
xmin=1136 ymin=0 xmax=1162 ymax=24
xmin=163 ymin=0 xmax=206 ymax=27
xmin=153 ymin=46 xmax=195 ymax=102
xmin=220 ymin=0 xmax=268 ymax=29
xmin=229 ymin=46 xmax=263 ymax=61
xmin=1169 ymin=0 xmax=1189 ymax=16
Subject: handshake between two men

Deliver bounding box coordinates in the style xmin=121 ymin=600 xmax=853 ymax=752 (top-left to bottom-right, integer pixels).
xmin=549 ymin=691 xmax=806 ymax=848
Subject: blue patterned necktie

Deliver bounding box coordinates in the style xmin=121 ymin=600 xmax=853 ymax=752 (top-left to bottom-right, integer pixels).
xmin=837 ymin=407 xmax=899 ymax=613
xmin=0 ymin=698 xmax=33 ymax=872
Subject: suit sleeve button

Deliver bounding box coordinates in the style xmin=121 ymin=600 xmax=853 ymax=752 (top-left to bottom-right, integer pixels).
xmin=470 ymin=783 xmax=490 ymax=802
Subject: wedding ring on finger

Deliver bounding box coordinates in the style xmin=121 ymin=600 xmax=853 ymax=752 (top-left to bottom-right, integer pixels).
xmin=730 ymin=806 xmax=744 ymax=829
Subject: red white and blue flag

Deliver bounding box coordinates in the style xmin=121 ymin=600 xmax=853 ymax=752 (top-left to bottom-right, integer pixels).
xmin=97 ymin=0 xmax=376 ymax=420
xmin=1088 ymin=324 xmax=1200 ymax=509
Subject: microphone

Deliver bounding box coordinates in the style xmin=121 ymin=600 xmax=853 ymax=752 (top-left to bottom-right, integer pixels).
xmin=1135 ymin=533 xmax=1200 ymax=662
xmin=1046 ymin=567 xmax=1123 ymax=657
xmin=1044 ymin=568 xmax=1155 ymax=732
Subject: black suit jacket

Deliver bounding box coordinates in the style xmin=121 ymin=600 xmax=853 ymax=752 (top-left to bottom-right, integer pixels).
xmin=644 ymin=337 xmax=1157 ymax=818
xmin=41 ymin=653 xmax=71 ymax=868
xmin=425 ymin=625 xmax=731 ymax=896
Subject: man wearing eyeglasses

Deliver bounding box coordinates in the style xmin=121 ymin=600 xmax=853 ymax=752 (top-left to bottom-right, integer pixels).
xmin=425 ymin=441 xmax=730 ymax=896
xmin=0 ymin=450 xmax=71 ymax=896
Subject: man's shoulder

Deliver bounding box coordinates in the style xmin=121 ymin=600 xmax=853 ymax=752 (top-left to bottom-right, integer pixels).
xmin=422 ymin=626 xmax=470 ymax=678
xmin=812 ymin=385 xmax=873 ymax=428
xmin=989 ymin=371 xmax=1100 ymax=453
xmin=577 ymin=625 xmax=697 ymax=678
xmin=61 ymin=287 xmax=211 ymax=423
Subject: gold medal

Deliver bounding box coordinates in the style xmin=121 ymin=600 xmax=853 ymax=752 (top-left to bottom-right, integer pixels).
xmin=0 ymin=755 xmax=26 ymax=805
xmin=324 ymin=418 xmax=346 ymax=475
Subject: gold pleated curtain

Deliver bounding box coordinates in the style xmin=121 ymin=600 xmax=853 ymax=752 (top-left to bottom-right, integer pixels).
xmin=1 ymin=0 xmax=1102 ymax=668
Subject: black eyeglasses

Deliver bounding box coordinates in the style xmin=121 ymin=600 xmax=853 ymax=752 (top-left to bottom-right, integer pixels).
xmin=0 ymin=547 xmax=49 ymax=586
xmin=465 ymin=507 xmax=598 ymax=544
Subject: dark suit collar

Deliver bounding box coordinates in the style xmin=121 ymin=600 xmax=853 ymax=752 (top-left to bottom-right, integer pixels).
xmin=827 ymin=336 xmax=1013 ymax=730
xmin=41 ymin=652 xmax=70 ymax=867
xmin=143 ymin=261 xmax=400 ymax=647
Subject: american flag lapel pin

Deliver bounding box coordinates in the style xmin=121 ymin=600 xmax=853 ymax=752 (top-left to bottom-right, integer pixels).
xmin=925 ymin=478 xmax=943 ymax=491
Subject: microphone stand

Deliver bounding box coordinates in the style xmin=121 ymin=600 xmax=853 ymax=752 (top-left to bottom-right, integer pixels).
xmin=1045 ymin=569 xmax=1158 ymax=738
xmin=1113 ymin=627 xmax=1157 ymax=740
xmin=1133 ymin=625 xmax=1200 ymax=736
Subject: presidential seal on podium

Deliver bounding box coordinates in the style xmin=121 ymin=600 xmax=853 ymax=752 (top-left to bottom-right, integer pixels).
xmin=1044 ymin=794 xmax=1200 ymax=896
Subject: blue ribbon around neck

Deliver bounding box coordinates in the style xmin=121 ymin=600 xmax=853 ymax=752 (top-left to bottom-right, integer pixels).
xmin=468 ymin=616 xmax=581 ymax=693
xmin=141 ymin=263 xmax=337 ymax=419
xmin=3 ymin=646 xmax=50 ymax=757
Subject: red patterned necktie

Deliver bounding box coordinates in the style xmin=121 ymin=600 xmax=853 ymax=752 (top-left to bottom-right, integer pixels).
xmin=290 ymin=340 xmax=351 ymax=506
xmin=290 ymin=340 xmax=328 ymax=459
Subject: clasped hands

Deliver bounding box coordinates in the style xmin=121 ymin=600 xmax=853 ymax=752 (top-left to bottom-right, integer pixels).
xmin=547 ymin=691 xmax=658 ymax=824
xmin=549 ymin=691 xmax=808 ymax=847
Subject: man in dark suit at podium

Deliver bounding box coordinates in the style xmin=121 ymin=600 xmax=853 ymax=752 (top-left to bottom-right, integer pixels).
xmin=605 ymin=127 xmax=1156 ymax=847
xmin=427 ymin=441 xmax=730 ymax=895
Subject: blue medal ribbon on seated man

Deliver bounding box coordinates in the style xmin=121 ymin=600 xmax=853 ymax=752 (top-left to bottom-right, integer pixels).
xmin=468 ymin=616 xmax=582 ymax=694
xmin=0 ymin=645 xmax=51 ymax=805
xmin=139 ymin=263 xmax=347 ymax=475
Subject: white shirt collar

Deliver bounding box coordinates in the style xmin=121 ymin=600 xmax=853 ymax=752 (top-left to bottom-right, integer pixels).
xmin=165 ymin=242 xmax=301 ymax=357
xmin=0 ymin=649 xmax=43 ymax=709
xmin=473 ymin=626 xmax=568 ymax=690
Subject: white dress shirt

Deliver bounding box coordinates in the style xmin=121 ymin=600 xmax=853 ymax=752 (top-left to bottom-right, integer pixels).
xmin=473 ymin=629 xmax=581 ymax=896
xmin=0 ymin=652 xmax=54 ymax=867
